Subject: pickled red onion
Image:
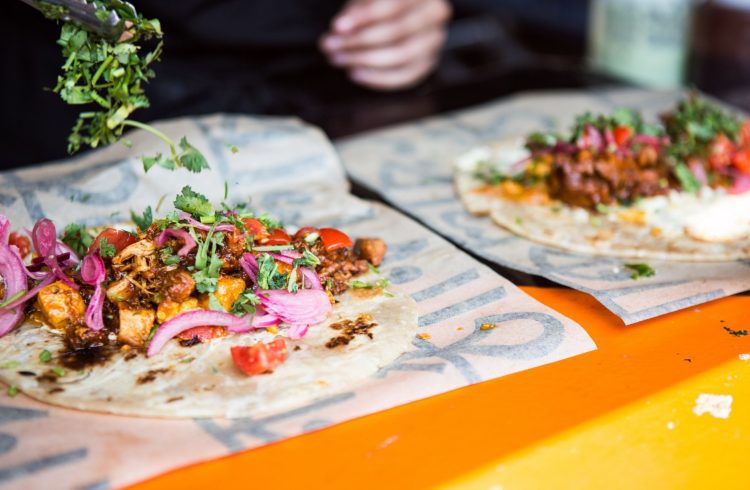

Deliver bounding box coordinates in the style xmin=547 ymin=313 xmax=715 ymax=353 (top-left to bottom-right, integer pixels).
xmin=178 ymin=212 xmax=235 ymax=232
xmin=0 ymin=243 xmax=28 ymax=337
xmin=156 ymin=228 xmax=197 ymax=256
xmin=147 ymin=310 xmax=255 ymax=356
xmin=81 ymin=254 xmax=106 ymax=331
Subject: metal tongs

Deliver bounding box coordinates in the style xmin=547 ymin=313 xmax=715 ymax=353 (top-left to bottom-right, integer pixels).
xmin=18 ymin=0 xmax=136 ymax=42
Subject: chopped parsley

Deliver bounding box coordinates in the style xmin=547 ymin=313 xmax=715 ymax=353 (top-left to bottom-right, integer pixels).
xmin=37 ymin=3 xmax=209 ymax=173
xmin=39 ymin=350 xmax=52 ymax=363
xmin=230 ymin=290 xmax=261 ymax=317
xmin=0 ymin=360 xmax=20 ymax=370
xmin=673 ymin=163 xmax=701 ymax=193
xmin=351 ymin=278 xmax=390 ymax=290
xmin=174 ymin=186 xmax=215 ymax=220
xmin=7 ymin=386 xmax=18 ymax=397
xmin=98 ymin=238 xmax=116 ymax=258
xmin=61 ymin=223 xmax=94 ymax=257
xmin=51 ymin=367 xmax=66 ymax=377
xmin=624 ymin=263 xmax=656 ymax=280
xmin=130 ymin=206 xmax=153 ymax=231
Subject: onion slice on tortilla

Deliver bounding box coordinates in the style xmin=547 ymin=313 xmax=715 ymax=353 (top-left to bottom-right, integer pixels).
xmin=259 ymin=289 xmax=331 ymax=339
xmin=147 ymin=310 xmax=252 ymax=357
xmin=156 ymin=228 xmax=197 ymax=256
xmin=0 ymin=242 xmax=29 ymax=337
xmin=80 ymin=254 xmax=106 ymax=331
xmin=239 ymin=253 xmax=259 ymax=285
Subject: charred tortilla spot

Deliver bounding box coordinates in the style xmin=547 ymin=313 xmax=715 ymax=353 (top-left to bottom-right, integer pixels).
xmin=179 ymin=336 xmax=201 ymax=347
xmin=166 ymin=396 xmax=183 ymax=403
xmin=18 ymin=371 xmax=37 ymax=377
xmin=137 ymin=368 xmax=170 ymax=385
xmin=48 ymin=387 xmax=64 ymax=394
xmin=326 ymin=314 xmax=377 ymax=349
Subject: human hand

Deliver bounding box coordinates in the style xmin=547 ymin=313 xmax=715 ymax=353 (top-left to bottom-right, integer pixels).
xmin=320 ymin=0 xmax=452 ymax=91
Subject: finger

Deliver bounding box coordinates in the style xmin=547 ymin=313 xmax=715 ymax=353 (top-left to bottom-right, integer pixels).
xmin=322 ymin=0 xmax=451 ymax=52
xmin=348 ymin=56 xmax=437 ymax=91
xmin=328 ymin=28 xmax=445 ymax=69
xmin=332 ymin=0 xmax=422 ymax=33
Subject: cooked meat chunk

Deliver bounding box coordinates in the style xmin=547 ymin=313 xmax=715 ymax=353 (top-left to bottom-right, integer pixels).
xmin=213 ymin=276 xmax=246 ymax=311
xmin=354 ymin=238 xmax=387 ymax=266
xmin=37 ymin=281 xmax=86 ymax=329
xmin=118 ymin=307 xmax=156 ymax=348
xmin=156 ymin=297 xmax=201 ymax=323
xmin=162 ymin=270 xmax=195 ymax=302
xmin=106 ymin=278 xmax=134 ymax=303
xmin=113 ymin=239 xmax=155 ymax=265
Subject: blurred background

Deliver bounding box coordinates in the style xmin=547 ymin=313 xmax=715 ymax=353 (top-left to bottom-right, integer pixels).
xmin=3 ymin=0 xmax=750 ymax=168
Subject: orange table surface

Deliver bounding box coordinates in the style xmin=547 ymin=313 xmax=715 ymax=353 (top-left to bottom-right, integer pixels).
xmin=129 ymin=287 xmax=750 ymax=490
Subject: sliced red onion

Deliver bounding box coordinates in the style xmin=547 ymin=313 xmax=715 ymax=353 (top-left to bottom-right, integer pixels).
xmin=156 ymin=228 xmax=197 ymax=256
xmin=258 ymin=289 xmax=331 ymax=338
xmin=178 ymin=212 xmax=235 ymax=232
xmin=31 ymin=218 xmax=57 ymax=257
xmin=0 ymin=215 xmax=9 ymax=244
xmin=81 ymin=254 xmax=106 ymax=331
xmin=299 ymin=267 xmax=322 ymax=290
xmin=228 ymin=312 xmax=279 ymax=333
xmin=0 ymin=273 xmax=54 ymax=316
xmin=553 ymin=142 xmax=578 ymax=155
xmin=730 ymin=171 xmax=750 ymax=194
xmin=54 ymin=241 xmax=79 ymax=266
xmin=0 ymin=244 xmax=29 ymax=337
xmin=634 ymin=134 xmax=659 ymax=146
xmin=147 ymin=310 xmax=251 ymax=356
xmin=239 ymin=253 xmax=259 ymax=284
xmin=280 ymin=250 xmax=302 ymax=259
xmin=603 ymin=127 xmax=615 ymax=148
xmin=577 ymin=124 xmax=603 ymax=152
xmin=47 ymin=259 xmax=79 ymax=291
xmin=689 ymin=161 xmax=708 ymax=186
xmin=269 ymin=253 xmax=293 ymax=265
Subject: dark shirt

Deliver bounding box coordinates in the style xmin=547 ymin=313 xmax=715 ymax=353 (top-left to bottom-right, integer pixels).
xmin=1 ymin=0 xmax=347 ymax=168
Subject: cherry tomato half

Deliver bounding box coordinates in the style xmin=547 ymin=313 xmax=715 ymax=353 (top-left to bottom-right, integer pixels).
xmin=263 ymin=228 xmax=291 ymax=246
xmin=293 ymin=226 xmax=319 ymax=241
xmin=708 ymin=134 xmax=735 ymax=169
xmin=241 ymin=218 xmax=270 ymax=242
xmin=231 ymin=338 xmax=288 ymax=375
xmin=8 ymin=232 xmax=31 ymax=259
xmin=88 ymin=228 xmax=137 ymax=255
xmin=318 ymin=228 xmax=353 ymax=252
xmin=732 ymin=149 xmax=750 ymax=174
xmin=613 ymin=125 xmax=632 ymax=146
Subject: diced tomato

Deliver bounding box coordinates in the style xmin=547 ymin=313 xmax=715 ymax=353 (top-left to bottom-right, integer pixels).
xmin=263 ymin=228 xmax=291 ymax=245
xmin=241 ymin=218 xmax=270 ymax=242
xmin=318 ymin=228 xmax=353 ymax=252
xmin=732 ymin=149 xmax=750 ymax=174
xmin=613 ymin=125 xmax=632 ymax=146
xmin=8 ymin=232 xmax=31 ymax=259
xmin=231 ymin=338 xmax=288 ymax=375
xmin=708 ymin=134 xmax=735 ymax=169
xmin=293 ymin=226 xmax=319 ymax=241
xmin=740 ymin=120 xmax=750 ymax=147
xmin=88 ymin=228 xmax=137 ymax=255
xmin=176 ymin=326 xmax=227 ymax=342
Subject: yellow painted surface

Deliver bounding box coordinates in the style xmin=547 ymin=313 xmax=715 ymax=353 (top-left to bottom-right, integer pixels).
xmin=443 ymin=356 xmax=750 ymax=490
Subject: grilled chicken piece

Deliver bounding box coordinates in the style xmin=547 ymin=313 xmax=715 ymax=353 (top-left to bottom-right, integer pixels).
xmin=106 ymin=278 xmax=135 ymax=303
xmin=118 ymin=307 xmax=156 ymax=348
xmin=354 ymin=238 xmax=387 ymax=266
xmin=156 ymin=297 xmax=201 ymax=323
xmin=163 ymin=270 xmax=195 ymax=302
xmin=213 ymin=276 xmax=246 ymax=311
xmin=37 ymin=281 xmax=86 ymax=329
xmin=113 ymin=239 xmax=155 ymax=265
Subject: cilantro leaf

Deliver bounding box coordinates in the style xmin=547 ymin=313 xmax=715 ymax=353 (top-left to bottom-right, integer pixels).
xmin=98 ymin=238 xmax=116 ymax=258
xmin=256 ymin=254 xmax=288 ymax=290
xmin=61 ymin=223 xmax=94 ymax=257
xmin=230 ymin=289 xmax=260 ymax=317
xmin=177 ymin=137 xmax=210 ymax=173
xmin=174 ymin=186 xmax=214 ymax=219
xmin=624 ymin=263 xmax=655 ymax=280
xmin=674 ymin=163 xmax=701 ymax=193
xmin=130 ymin=206 xmax=153 ymax=231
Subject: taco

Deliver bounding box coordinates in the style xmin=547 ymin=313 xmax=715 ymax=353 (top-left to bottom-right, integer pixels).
xmin=455 ymin=95 xmax=750 ymax=261
xmin=0 ymin=187 xmax=417 ymax=418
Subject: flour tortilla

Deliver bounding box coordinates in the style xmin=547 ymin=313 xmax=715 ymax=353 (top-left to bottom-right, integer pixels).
xmin=455 ymin=139 xmax=750 ymax=261
xmin=0 ymin=287 xmax=417 ymax=418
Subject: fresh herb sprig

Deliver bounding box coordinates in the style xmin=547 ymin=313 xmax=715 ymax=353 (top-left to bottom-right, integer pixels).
xmin=39 ymin=1 xmax=209 ymax=173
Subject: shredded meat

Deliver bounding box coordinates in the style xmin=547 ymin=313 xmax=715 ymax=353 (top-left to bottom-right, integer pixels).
xmin=548 ymin=150 xmax=672 ymax=210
